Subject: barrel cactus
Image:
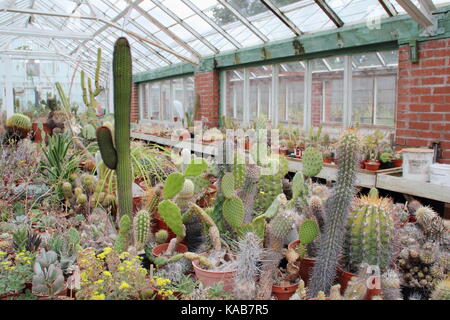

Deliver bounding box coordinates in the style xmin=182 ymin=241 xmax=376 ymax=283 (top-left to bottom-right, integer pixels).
xmin=6 ymin=113 xmax=32 ymax=138
xmin=345 ymin=188 xmax=394 ymax=272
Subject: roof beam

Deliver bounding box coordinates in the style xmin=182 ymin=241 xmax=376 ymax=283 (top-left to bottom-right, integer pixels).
xmin=395 ymin=0 xmax=434 ymax=27
xmin=217 ymin=0 xmax=269 ymax=42
xmin=151 ymin=0 xmax=219 ymax=54
xmin=125 ymin=0 xmax=201 ymax=59
xmin=378 ymin=0 xmax=398 ymax=17
xmin=0 ymin=26 xmax=93 ymax=40
xmin=314 ymin=0 xmax=344 ymax=28
xmin=419 ymin=0 xmax=437 ymax=12
xmin=260 ymin=0 xmax=302 ymax=36
xmin=180 ymin=0 xmax=241 ymax=49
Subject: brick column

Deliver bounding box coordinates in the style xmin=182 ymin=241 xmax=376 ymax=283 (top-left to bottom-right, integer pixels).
xmin=194 ymin=71 xmax=220 ymax=128
xmin=396 ymin=38 xmax=450 ymax=163
xmin=131 ymin=83 xmax=139 ymax=123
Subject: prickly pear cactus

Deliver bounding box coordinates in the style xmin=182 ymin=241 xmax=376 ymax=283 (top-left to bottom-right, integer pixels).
xmin=223 ymin=197 xmax=245 ymax=229
xmin=302 ymin=146 xmax=323 ymax=178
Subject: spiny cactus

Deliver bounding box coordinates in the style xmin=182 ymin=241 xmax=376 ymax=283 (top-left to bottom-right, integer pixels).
xmin=381 ymin=269 xmax=403 ymax=300
xmin=415 ymin=206 xmax=445 ymax=241
xmin=220 ymin=172 xmax=245 ymax=230
xmin=308 ymin=196 xmax=325 ymax=231
xmin=345 ymin=188 xmax=394 ymax=272
xmin=431 ymin=278 xmax=450 ymax=300
xmin=233 ymin=233 xmax=263 ymax=300
xmin=238 ymin=164 xmax=260 ymax=224
xmin=81 ymin=48 xmax=103 ymax=109
xmin=134 ymin=210 xmax=151 ymax=249
xmin=155 ymin=229 xmax=169 ymax=244
xmin=302 ymin=146 xmax=323 ymax=178
xmin=308 ymin=129 xmax=360 ymax=297
xmin=96 ymin=38 xmax=133 ymax=218
xmin=6 ymin=113 xmax=32 ymax=138
xmin=114 ymin=214 xmax=131 ymax=253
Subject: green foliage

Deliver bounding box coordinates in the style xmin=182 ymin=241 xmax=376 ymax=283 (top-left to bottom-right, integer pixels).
xmin=155 ymin=229 xmax=169 ymax=244
xmin=157 ymin=200 xmax=185 ymax=238
xmin=299 ymin=219 xmax=320 ymax=244
xmin=134 ymin=210 xmax=151 ymax=249
xmin=163 ymin=173 xmax=185 ymax=200
xmin=32 ymin=249 xmax=65 ymax=297
xmin=302 ymin=146 xmax=323 ymax=178
xmin=184 ymin=158 xmax=208 ymax=177
xmin=223 ymin=197 xmax=245 ymax=229
xmin=40 ymin=132 xmax=79 ymax=199
xmin=6 ymin=113 xmax=32 ymax=131
xmin=221 ymin=172 xmax=235 ymax=199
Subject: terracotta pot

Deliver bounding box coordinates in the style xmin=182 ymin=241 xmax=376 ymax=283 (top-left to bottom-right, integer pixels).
xmin=197 ymin=184 xmax=218 ymax=208
xmin=34 ymin=287 xmax=68 ymax=300
xmin=272 ymin=283 xmax=299 ymax=300
xmin=336 ymin=266 xmax=381 ymax=300
xmin=192 ymin=259 xmax=236 ymax=293
xmin=152 ymin=243 xmax=188 ymax=257
xmin=132 ymin=196 xmax=143 ymax=213
xmin=359 ymin=160 xmax=366 ymax=169
xmin=392 ymin=159 xmax=403 ymax=167
xmin=323 ymin=157 xmax=333 ymax=164
xmin=279 ymin=147 xmax=289 ymax=156
xmin=31 ymin=122 xmax=43 ymax=143
xmin=288 ymin=240 xmax=315 ymax=286
xmin=364 ymin=161 xmax=380 ymax=171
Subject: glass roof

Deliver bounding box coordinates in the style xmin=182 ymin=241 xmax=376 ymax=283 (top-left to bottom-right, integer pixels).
xmin=0 ymin=0 xmax=449 ymax=73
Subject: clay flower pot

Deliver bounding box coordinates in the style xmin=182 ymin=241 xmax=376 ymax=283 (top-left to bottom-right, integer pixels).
xmin=288 ymin=240 xmax=315 ymax=286
xmin=336 ymin=266 xmax=381 ymax=300
xmin=323 ymin=157 xmax=333 ymax=164
xmin=152 ymin=243 xmax=188 ymax=257
xmin=151 ymin=214 xmax=177 ymax=241
xmin=364 ymin=161 xmax=380 ymax=171
xmin=392 ymin=159 xmax=403 ymax=168
xmin=192 ymin=259 xmax=236 ymax=293
xmin=272 ymin=283 xmax=299 ymax=300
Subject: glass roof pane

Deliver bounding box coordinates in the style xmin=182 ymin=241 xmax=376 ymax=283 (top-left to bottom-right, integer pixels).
xmin=147 ymin=7 xmax=177 ymax=27
xmin=161 ymin=0 xmax=196 ymax=20
xmin=284 ymin=2 xmax=331 ymax=33
xmin=328 ymin=0 xmax=387 ymax=24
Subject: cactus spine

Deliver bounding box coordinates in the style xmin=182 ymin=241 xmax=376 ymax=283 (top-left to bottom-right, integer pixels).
xmin=81 ymin=48 xmax=103 ymax=109
xmin=115 ymin=214 xmax=131 ymax=253
xmin=6 ymin=113 xmax=32 ymax=138
xmin=134 ymin=210 xmax=151 ymax=249
xmin=431 ymin=278 xmax=450 ymax=300
xmin=345 ymin=188 xmax=394 ymax=272
xmin=302 ymin=146 xmax=323 ymax=178
xmin=96 ymin=38 xmax=133 ymax=218
xmin=308 ymin=130 xmax=360 ymax=297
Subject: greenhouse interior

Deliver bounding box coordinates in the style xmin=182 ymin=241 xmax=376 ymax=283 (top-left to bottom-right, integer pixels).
xmin=0 ymin=0 xmax=449 ymax=302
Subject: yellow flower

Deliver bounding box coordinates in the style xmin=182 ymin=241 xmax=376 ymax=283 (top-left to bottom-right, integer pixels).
xmin=91 ymin=293 xmax=106 ymax=300
xmin=119 ymin=281 xmax=130 ymax=290
xmin=95 ymin=279 xmax=104 ymax=284
xmin=102 ymin=271 xmax=112 ymax=277
xmin=118 ymin=266 xmax=124 ymax=272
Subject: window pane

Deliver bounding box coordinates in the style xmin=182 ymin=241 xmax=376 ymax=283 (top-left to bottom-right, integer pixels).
xmin=150 ymin=82 xmax=160 ymax=120
xmin=351 ymin=51 xmax=398 ymax=127
xmin=161 ymin=80 xmax=171 ymax=121
xmin=224 ymin=69 xmax=244 ymax=121
xmin=184 ymin=76 xmax=195 ymax=116
xmin=249 ymin=66 xmax=272 ymax=119
xmin=278 ymin=62 xmax=305 ymax=127
xmin=171 ymin=78 xmax=184 ymax=120
xmin=311 ymin=58 xmax=344 ymax=125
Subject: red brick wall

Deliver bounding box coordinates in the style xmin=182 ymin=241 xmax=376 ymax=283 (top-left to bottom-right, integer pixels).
xmin=131 ymin=83 xmax=139 ymax=123
xmin=396 ymin=39 xmax=450 ymax=163
xmin=194 ymin=71 xmax=220 ymax=128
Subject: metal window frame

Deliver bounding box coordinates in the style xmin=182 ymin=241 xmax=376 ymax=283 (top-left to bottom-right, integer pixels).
xmin=314 ymin=0 xmax=344 ymax=28
xmin=180 ymin=0 xmax=241 ymax=49
xmin=259 ymin=0 xmax=303 ymax=36
xmin=378 ymin=0 xmax=398 ymax=17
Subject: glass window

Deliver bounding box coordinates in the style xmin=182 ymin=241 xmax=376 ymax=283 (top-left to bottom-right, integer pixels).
xmin=160 ymin=80 xmax=171 ymax=121
xmin=278 ymin=62 xmax=305 ymax=127
xmin=224 ymin=69 xmax=244 ymax=121
xmin=249 ymin=66 xmax=272 ymax=119
xmin=150 ymin=82 xmax=160 ymax=120
xmin=311 ymin=57 xmax=344 ymax=125
xmin=351 ymin=51 xmax=398 ymax=127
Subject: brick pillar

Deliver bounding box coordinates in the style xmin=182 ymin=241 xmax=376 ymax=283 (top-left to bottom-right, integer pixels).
xmin=131 ymin=83 xmax=139 ymax=123
xmin=194 ymin=71 xmax=220 ymax=128
xmin=396 ymin=38 xmax=450 ymax=163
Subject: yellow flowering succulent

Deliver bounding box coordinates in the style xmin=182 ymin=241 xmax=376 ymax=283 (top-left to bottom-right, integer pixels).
xmin=119 ymin=281 xmax=130 ymax=290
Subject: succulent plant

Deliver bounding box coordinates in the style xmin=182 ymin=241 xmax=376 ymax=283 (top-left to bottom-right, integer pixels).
xmin=414 ymin=206 xmax=445 ymax=241
xmin=431 ymin=278 xmax=450 ymax=300
xmin=302 ymin=146 xmax=323 ymax=178
xmin=155 ymin=229 xmax=169 ymax=244
xmin=133 ymin=209 xmax=150 ymax=249
xmin=32 ymin=249 xmax=65 ymax=297
xmin=345 ymin=188 xmax=394 ymax=272
xmin=308 ymin=130 xmax=360 ymax=297
xmin=6 ymin=113 xmax=32 ymax=138
xmin=114 ymin=214 xmax=131 ymax=253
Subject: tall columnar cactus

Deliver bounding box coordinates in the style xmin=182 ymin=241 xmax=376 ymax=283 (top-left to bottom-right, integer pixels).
xmin=96 ymin=38 xmax=133 ymax=218
xmin=134 ymin=210 xmax=151 ymax=249
xmin=345 ymin=188 xmax=394 ymax=272
xmin=302 ymin=146 xmax=323 ymax=178
xmin=308 ymin=129 xmax=360 ymax=297
xmin=238 ymin=164 xmax=260 ymax=223
xmin=81 ymin=48 xmax=103 ymax=109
